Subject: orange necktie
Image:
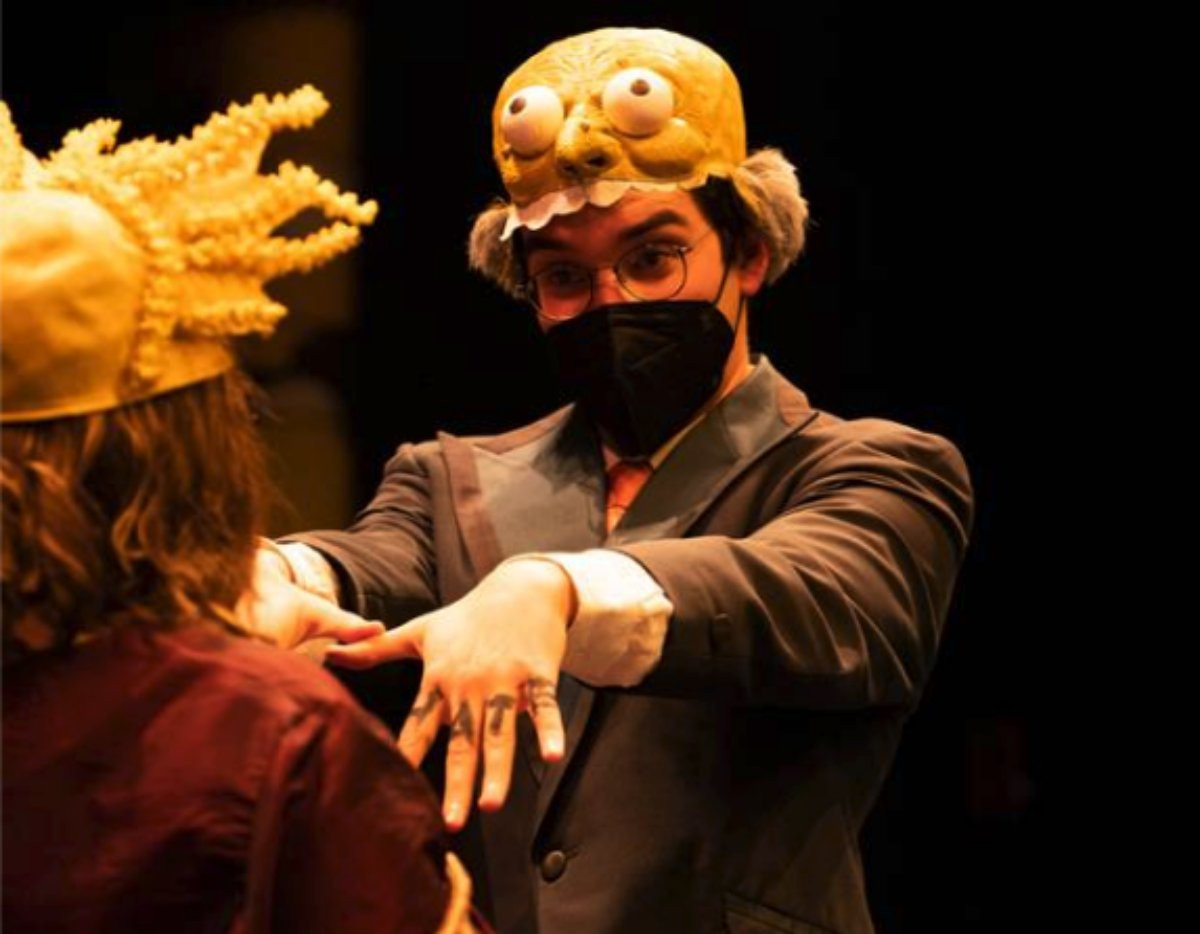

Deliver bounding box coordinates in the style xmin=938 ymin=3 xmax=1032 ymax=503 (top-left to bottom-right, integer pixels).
xmin=605 ymin=459 xmax=653 ymax=533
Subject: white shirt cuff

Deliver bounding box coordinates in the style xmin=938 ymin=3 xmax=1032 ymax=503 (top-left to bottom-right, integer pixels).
xmin=274 ymin=541 xmax=341 ymax=605
xmin=514 ymin=549 xmax=673 ymax=688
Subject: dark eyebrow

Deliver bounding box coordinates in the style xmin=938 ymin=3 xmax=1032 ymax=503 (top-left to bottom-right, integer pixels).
xmin=522 ymin=230 xmax=572 ymax=255
xmin=523 ymin=209 xmax=692 ymax=257
xmin=614 ymin=210 xmax=692 ymax=244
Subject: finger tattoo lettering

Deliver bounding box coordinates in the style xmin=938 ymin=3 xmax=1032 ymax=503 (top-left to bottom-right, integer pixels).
xmin=408 ymin=686 xmax=445 ymax=725
xmin=486 ymin=694 xmax=517 ymax=736
xmin=450 ymin=701 xmax=475 ymax=741
xmin=523 ymin=677 xmax=557 ymax=714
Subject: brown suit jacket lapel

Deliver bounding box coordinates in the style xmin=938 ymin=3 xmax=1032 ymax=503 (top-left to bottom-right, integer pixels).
xmin=610 ymin=357 xmax=819 ymax=548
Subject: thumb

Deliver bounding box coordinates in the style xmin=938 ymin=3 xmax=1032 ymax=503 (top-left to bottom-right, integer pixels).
xmin=324 ymin=618 xmax=423 ymax=670
xmin=300 ymin=594 xmax=385 ymax=644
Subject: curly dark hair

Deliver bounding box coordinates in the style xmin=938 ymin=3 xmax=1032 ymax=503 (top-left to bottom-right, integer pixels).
xmin=2 ymin=370 xmax=274 ymax=664
xmin=687 ymin=175 xmax=765 ymax=266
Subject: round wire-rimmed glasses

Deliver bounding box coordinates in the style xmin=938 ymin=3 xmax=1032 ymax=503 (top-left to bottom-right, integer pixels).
xmin=521 ymin=227 xmax=718 ymax=321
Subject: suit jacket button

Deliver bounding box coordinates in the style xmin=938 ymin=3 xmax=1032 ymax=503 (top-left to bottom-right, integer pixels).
xmin=540 ymin=849 xmax=567 ymax=882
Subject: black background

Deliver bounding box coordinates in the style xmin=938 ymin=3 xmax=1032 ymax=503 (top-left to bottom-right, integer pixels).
xmin=4 ymin=2 xmax=1059 ymax=928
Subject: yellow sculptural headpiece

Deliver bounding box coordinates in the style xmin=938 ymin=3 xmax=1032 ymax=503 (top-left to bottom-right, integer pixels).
xmin=493 ymin=27 xmax=746 ymax=236
xmin=468 ymin=28 xmax=809 ymax=297
xmin=0 ymin=87 xmax=377 ymax=423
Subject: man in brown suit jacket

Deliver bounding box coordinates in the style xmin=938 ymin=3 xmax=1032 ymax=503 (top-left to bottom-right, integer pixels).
xmin=255 ymin=27 xmax=973 ymax=934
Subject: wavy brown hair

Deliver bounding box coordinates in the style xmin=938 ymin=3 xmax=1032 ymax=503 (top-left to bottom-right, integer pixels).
xmin=2 ymin=370 xmax=274 ymax=664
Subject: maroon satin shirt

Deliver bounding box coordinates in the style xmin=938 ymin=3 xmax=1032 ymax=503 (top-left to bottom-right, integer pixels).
xmin=3 ymin=626 xmax=452 ymax=932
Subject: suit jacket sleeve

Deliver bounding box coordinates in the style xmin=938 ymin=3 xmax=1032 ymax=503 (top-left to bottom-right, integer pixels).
xmin=287 ymin=442 xmax=439 ymax=626
xmin=616 ymin=418 xmax=974 ymax=710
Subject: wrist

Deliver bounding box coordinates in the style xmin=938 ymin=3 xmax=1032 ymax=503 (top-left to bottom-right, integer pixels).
xmin=493 ymin=555 xmax=579 ymax=628
xmin=258 ymin=539 xmax=341 ymax=606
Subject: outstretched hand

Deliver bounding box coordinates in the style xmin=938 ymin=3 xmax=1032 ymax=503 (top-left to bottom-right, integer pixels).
xmin=325 ymin=558 xmax=576 ymax=831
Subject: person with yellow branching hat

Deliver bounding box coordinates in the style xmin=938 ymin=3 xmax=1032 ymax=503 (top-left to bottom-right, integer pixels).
xmin=1 ymin=90 xmax=485 ymax=932
xmin=253 ymin=28 xmax=974 ymax=932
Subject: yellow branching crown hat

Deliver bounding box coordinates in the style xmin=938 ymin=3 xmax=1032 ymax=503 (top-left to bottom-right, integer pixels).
xmin=468 ymin=27 xmax=808 ymax=297
xmin=0 ymin=87 xmax=377 ymax=423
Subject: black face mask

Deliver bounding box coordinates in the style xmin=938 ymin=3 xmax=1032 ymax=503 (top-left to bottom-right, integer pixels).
xmin=546 ymin=298 xmax=738 ymax=458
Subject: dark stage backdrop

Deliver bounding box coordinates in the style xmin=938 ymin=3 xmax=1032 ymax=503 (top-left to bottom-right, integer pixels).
xmin=3 ymin=3 xmax=1051 ymax=929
